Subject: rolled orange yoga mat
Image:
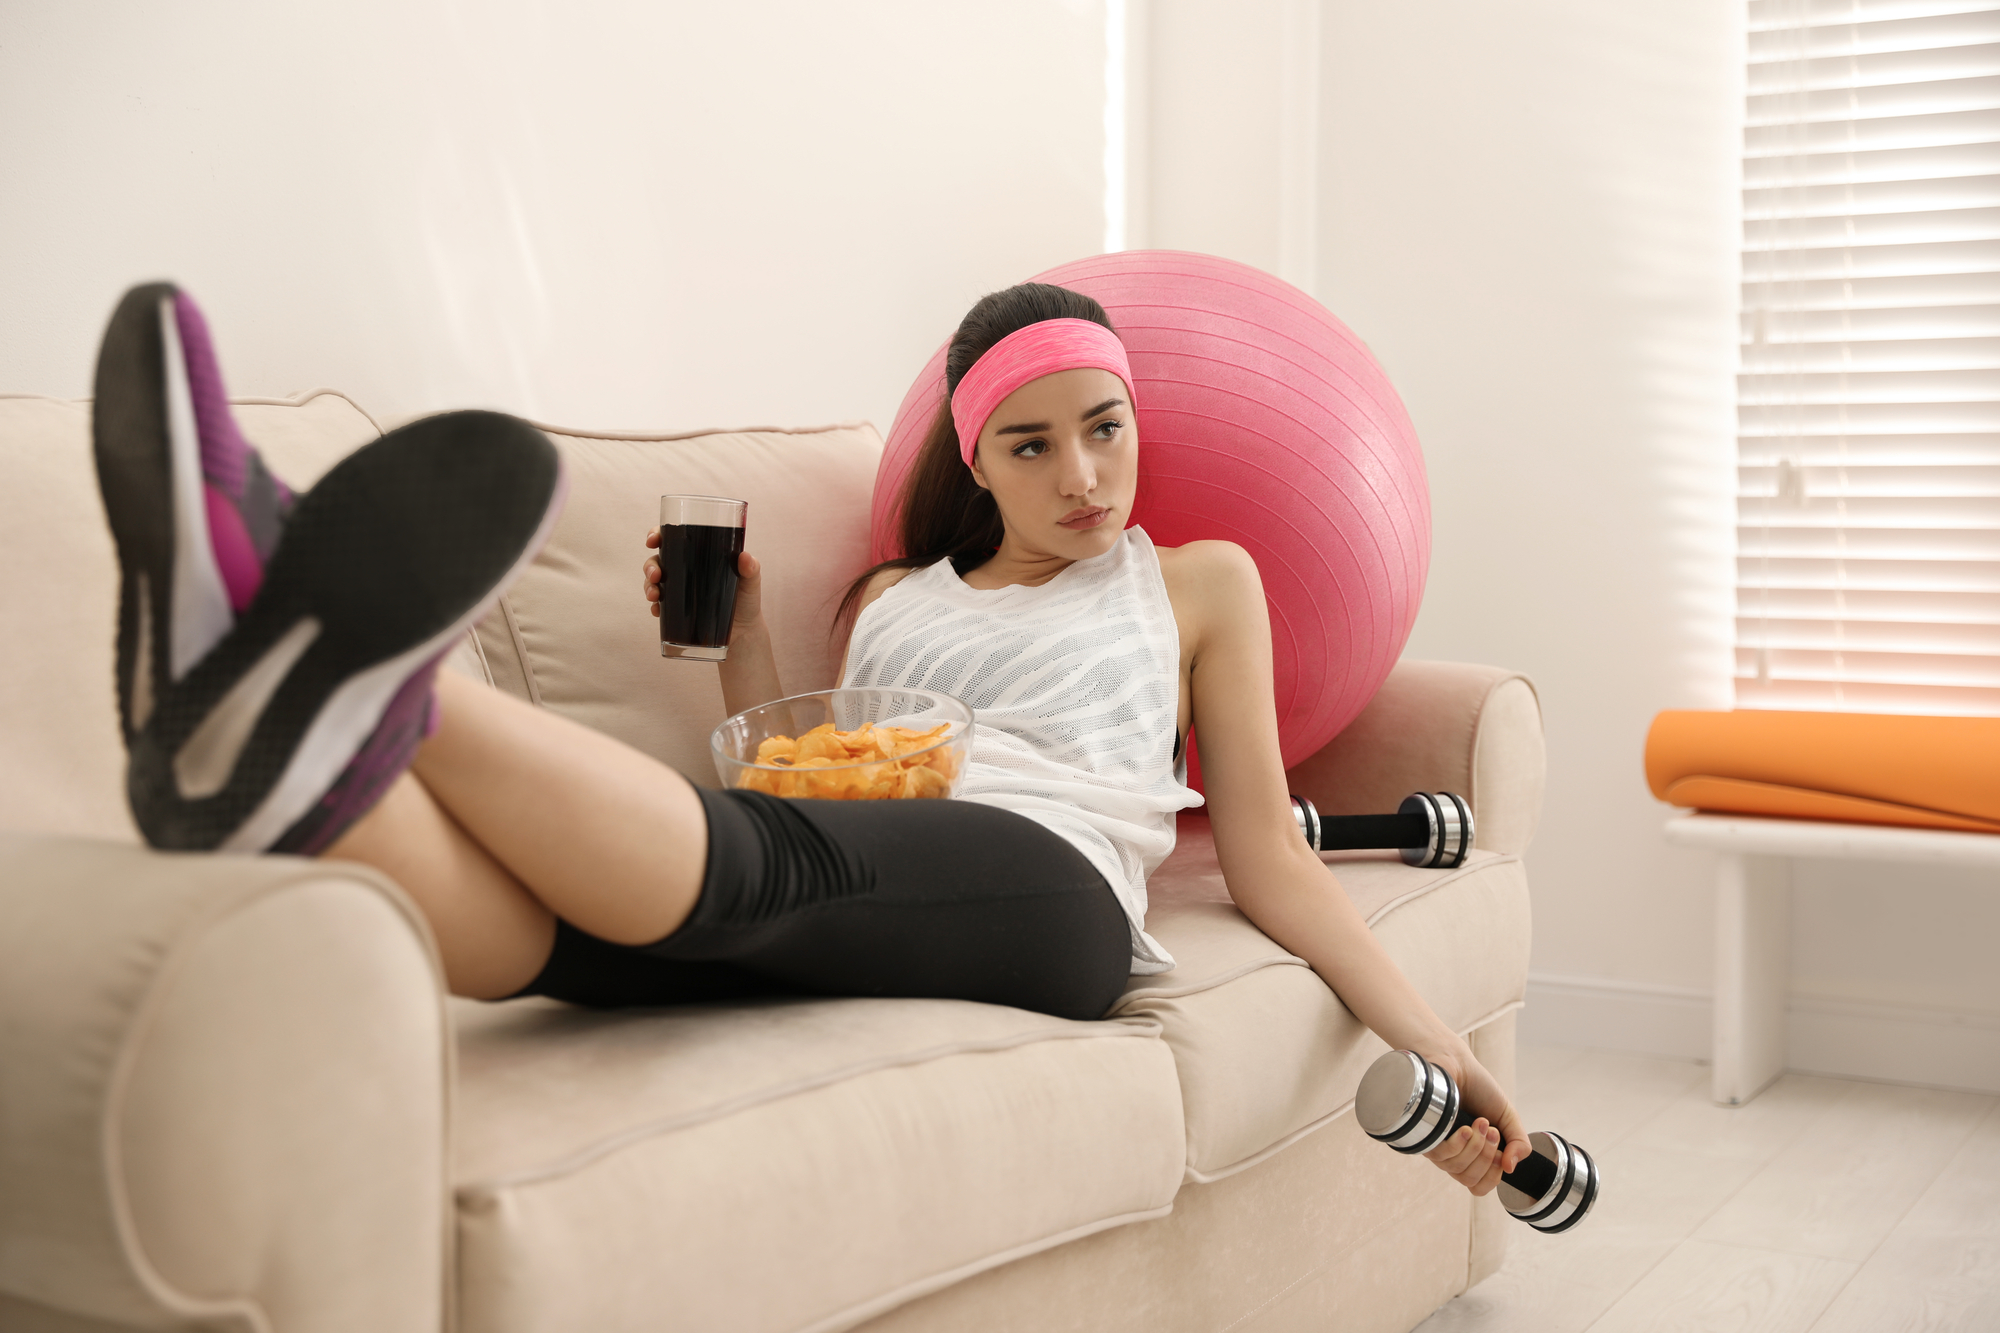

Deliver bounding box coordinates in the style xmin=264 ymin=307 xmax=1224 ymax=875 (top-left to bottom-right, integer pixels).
xmin=1644 ymin=710 xmax=2000 ymax=834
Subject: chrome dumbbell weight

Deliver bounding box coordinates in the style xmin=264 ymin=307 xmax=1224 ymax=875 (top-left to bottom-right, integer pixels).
xmin=1290 ymin=792 xmax=1474 ymax=869
xmin=1354 ymin=1049 xmax=1600 ymax=1234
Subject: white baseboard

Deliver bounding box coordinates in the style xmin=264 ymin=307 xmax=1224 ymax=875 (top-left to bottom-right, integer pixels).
xmin=1521 ymin=972 xmax=2000 ymax=1095
xmin=1520 ymin=973 xmax=1711 ymax=1061
xmin=1787 ymin=994 xmax=2000 ymax=1094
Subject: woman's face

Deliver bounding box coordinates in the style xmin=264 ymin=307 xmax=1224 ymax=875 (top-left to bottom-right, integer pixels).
xmin=969 ymin=366 xmax=1137 ymax=562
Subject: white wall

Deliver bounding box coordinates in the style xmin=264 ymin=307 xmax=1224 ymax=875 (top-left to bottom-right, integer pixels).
xmin=1145 ymin=1 xmax=1287 ymax=269
xmin=0 ymin=1 xmax=1109 ymax=435
xmin=1147 ymin=0 xmax=2000 ymax=1091
xmin=1310 ymin=0 xmax=1745 ymax=1014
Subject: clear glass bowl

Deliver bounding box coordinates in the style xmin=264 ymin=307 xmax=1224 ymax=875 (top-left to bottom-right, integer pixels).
xmin=710 ymin=687 xmax=974 ymax=800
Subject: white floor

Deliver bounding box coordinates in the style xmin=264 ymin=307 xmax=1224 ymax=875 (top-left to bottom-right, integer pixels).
xmin=1416 ymin=1045 xmax=2000 ymax=1332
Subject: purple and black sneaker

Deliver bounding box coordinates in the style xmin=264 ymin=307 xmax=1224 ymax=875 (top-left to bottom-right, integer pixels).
xmin=120 ymin=409 xmax=566 ymax=854
xmin=93 ymin=282 xmax=296 ymax=745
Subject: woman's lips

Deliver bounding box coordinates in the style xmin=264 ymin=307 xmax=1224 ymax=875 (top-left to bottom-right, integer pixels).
xmin=1059 ymin=506 xmax=1110 ymax=530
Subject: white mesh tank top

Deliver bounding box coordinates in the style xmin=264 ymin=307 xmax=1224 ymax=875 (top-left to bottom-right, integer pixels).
xmin=840 ymin=527 xmax=1203 ymax=974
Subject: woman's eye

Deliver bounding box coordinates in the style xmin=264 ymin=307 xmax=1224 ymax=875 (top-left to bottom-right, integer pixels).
xmin=1094 ymin=419 xmax=1122 ymax=439
xmin=1011 ymin=438 xmax=1049 ymax=458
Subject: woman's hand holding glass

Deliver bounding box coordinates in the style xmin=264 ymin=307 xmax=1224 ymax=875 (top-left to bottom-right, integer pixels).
xmin=642 ymin=528 xmax=764 ymax=630
xmin=642 ymin=529 xmax=785 ymax=715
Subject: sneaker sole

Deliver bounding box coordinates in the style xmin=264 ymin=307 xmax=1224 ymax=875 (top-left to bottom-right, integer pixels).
xmin=127 ymin=410 xmax=566 ymax=852
xmin=93 ymin=282 xmax=234 ymax=737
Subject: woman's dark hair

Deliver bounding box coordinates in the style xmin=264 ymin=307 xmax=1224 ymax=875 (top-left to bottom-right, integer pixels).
xmin=835 ymin=282 xmax=1117 ymax=630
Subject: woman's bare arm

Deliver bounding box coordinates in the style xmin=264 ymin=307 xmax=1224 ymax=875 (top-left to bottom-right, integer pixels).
xmin=1165 ymin=541 xmax=1531 ymax=1193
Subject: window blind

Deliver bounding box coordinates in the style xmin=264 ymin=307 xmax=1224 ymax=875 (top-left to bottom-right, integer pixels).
xmin=1738 ymin=0 xmax=2000 ymax=714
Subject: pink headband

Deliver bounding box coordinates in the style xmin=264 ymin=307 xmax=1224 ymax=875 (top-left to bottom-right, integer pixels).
xmin=950 ymin=318 xmax=1136 ymax=469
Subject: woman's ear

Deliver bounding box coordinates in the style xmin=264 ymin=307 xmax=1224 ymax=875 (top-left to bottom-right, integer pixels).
xmin=968 ymin=444 xmax=992 ymax=492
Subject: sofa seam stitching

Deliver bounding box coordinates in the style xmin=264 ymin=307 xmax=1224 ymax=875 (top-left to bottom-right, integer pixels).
xmin=1362 ymin=851 xmax=1522 ymax=928
xmin=1467 ymin=672 xmax=1538 ymax=851
xmin=785 ymin=1200 xmax=1179 ymax=1333
xmin=497 ymin=596 xmax=543 ymax=707
xmin=1112 ymin=852 xmax=1523 ymax=1011
xmin=524 ymin=419 xmax=877 ymax=444
xmin=232 ymin=388 xmax=385 ymax=437
xmin=1111 ymin=953 xmax=1312 ymax=1009
xmin=21 ymin=389 xmax=385 ymax=442
xmin=461 ymin=626 xmax=497 ymax=690
xmin=1461 ymin=678 xmax=1494 ymax=826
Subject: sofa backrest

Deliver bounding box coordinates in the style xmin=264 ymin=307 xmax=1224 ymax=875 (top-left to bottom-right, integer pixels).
xmin=467 ymin=419 xmax=881 ymax=784
xmin=0 ymin=391 xmax=882 ymax=842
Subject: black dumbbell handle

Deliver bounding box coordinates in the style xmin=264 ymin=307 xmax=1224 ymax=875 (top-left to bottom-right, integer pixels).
xmin=1313 ymin=811 xmax=1431 ymax=851
xmin=1445 ymin=1099 xmax=1559 ymax=1199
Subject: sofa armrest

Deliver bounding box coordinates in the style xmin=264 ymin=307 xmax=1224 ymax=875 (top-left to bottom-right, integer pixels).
xmin=0 ymin=834 xmax=450 ymax=1333
xmin=1284 ymin=660 xmax=1546 ymax=856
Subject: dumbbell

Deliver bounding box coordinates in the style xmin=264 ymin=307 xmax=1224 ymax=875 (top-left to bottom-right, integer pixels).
xmin=1290 ymin=792 xmax=1474 ymax=869
xmin=1355 ymin=1050 xmax=1600 ymax=1233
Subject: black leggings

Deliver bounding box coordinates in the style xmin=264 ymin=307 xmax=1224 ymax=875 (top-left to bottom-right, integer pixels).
xmin=511 ymin=788 xmax=1134 ymax=1021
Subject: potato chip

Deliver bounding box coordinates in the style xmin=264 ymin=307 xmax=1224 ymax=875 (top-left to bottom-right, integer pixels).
xmin=755 ymin=736 xmax=798 ymax=765
xmin=795 ymin=730 xmax=849 ymax=765
xmin=732 ymin=720 xmax=960 ymax=800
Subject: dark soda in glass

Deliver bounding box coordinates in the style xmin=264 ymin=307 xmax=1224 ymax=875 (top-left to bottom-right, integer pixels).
xmin=658 ymin=496 xmax=747 ymax=661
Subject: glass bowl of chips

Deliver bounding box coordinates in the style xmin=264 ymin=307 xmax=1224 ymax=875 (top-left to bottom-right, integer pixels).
xmin=711 ymin=687 xmax=973 ymax=800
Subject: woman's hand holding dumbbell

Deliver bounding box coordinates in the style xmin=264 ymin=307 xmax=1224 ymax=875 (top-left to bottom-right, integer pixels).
xmin=1416 ymin=1046 xmax=1532 ymax=1195
xmin=1360 ymin=1048 xmax=1603 ymax=1232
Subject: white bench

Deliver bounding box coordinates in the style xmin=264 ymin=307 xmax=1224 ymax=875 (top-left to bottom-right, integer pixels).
xmin=1663 ymin=812 xmax=2000 ymax=1106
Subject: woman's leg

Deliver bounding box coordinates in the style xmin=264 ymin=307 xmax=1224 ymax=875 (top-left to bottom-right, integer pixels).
xmin=325 ymin=772 xmax=555 ymax=999
xmin=625 ymin=792 xmax=1134 ymax=1020
xmin=325 ymin=670 xmax=710 ymax=994
xmin=407 ymin=670 xmax=708 ymax=946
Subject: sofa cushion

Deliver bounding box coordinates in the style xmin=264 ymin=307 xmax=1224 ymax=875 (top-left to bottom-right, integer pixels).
xmin=0 ymin=391 xmax=380 ymax=843
xmin=1117 ymin=813 xmax=1529 ymax=1182
xmin=468 ymin=421 xmax=881 ymax=787
xmin=450 ymin=995 xmax=1183 ymax=1333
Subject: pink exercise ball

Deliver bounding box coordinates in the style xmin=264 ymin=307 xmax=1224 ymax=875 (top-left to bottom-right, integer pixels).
xmin=869 ymin=250 xmax=1430 ymax=775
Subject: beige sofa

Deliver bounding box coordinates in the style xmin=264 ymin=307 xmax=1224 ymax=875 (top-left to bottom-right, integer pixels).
xmin=0 ymin=389 xmax=1542 ymax=1333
